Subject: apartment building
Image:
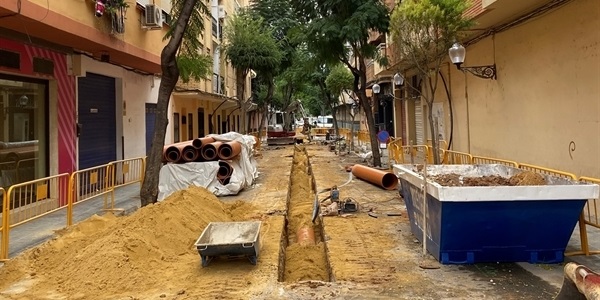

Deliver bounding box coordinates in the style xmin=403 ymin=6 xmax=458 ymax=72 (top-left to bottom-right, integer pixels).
xmin=0 ymin=0 xmax=251 ymax=188
xmin=370 ymin=0 xmax=599 ymax=177
xmin=170 ymin=0 xmax=252 ymax=142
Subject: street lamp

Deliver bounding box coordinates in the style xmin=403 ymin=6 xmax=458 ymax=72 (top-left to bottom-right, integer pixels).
xmin=393 ymin=73 xmax=404 ymax=86
xmin=448 ymin=42 xmax=497 ymax=80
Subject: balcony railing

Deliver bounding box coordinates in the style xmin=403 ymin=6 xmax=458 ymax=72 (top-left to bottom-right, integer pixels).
xmin=212 ymin=73 xmax=225 ymax=95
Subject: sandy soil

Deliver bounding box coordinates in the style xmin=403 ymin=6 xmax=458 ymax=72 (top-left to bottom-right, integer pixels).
xmin=0 ymin=143 xmax=560 ymax=299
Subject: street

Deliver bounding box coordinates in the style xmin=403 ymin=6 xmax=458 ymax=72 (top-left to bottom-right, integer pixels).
xmin=0 ymin=143 xmax=585 ymax=299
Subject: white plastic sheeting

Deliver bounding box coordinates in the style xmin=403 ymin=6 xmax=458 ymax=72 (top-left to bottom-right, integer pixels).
xmin=158 ymin=132 xmax=258 ymax=201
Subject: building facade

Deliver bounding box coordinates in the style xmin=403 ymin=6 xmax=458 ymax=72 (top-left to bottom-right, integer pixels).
xmin=170 ymin=0 xmax=253 ymax=142
xmin=371 ymin=0 xmax=599 ymax=177
xmin=0 ymin=0 xmax=251 ymax=188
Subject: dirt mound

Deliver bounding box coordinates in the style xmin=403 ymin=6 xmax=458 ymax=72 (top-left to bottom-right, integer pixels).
xmin=432 ymin=171 xmax=546 ymax=187
xmin=0 ymin=186 xmax=256 ymax=298
xmin=509 ymin=171 xmax=546 ymax=186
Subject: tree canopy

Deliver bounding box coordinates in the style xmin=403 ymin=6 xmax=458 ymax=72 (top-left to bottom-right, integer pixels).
xmin=390 ymin=0 xmax=473 ymax=164
xmin=289 ymin=0 xmax=391 ymax=166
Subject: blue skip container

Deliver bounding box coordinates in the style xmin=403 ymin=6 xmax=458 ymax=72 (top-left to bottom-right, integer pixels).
xmin=394 ymin=164 xmax=599 ymax=264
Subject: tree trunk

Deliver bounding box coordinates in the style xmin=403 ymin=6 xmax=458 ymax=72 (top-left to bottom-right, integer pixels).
xmin=357 ymin=65 xmax=381 ymax=167
xmin=427 ymin=101 xmax=440 ymax=164
xmin=236 ymin=68 xmax=247 ymax=133
xmin=359 ymin=90 xmax=382 ymax=166
xmin=140 ymin=0 xmax=197 ymax=207
xmin=330 ymin=104 xmax=339 ymax=138
xmin=350 ymin=114 xmax=356 ymax=152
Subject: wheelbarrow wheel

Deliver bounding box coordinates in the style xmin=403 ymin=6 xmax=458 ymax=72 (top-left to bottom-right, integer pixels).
xmin=248 ymin=256 xmax=257 ymax=265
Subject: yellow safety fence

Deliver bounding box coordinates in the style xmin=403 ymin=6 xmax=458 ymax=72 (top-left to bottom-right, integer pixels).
xmin=0 ymin=157 xmax=146 ymax=260
xmin=565 ymin=176 xmax=600 ymax=257
xmin=0 ymin=187 xmax=4 ymax=260
xmin=472 ymin=155 xmax=519 ymax=167
xmin=357 ymin=130 xmax=369 ymax=144
xmin=1 ymin=173 xmax=70 ymax=260
xmin=439 ymin=150 xmax=473 ymax=164
xmin=338 ymin=128 xmax=351 ymax=141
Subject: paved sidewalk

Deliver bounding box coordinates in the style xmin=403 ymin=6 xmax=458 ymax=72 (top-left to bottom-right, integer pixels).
xmin=4 ymin=184 xmax=141 ymax=258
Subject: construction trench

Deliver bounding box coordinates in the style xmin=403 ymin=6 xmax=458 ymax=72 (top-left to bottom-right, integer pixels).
xmin=278 ymin=145 xmax=333 ymax=282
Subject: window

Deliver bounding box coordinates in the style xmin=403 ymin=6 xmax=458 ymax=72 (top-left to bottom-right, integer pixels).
xmin=173 ymin=113 xmax=180 ymax=143
xmin=0 ymin=75 xmax=48 ymax=188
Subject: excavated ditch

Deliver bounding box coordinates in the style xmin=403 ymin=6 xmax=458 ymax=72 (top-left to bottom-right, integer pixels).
xmin=278 ymin=145 xmax=332 ymax=282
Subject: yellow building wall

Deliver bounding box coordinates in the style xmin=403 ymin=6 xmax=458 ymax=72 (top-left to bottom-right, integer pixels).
xmin=446 ymin=0 xmax=600 ymax=177
xmin=29 ymin=0 xmax=167 ymax=57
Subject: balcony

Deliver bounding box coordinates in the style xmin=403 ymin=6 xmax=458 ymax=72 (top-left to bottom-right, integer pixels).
xmin=212 ymin=73 xmax=225 ymax=95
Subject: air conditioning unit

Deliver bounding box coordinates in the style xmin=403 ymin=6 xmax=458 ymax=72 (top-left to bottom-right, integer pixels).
xmin=143 ymin=4 xmax=163 ymax=29
xmin=218 ymin=5 xmax=227 ymax=19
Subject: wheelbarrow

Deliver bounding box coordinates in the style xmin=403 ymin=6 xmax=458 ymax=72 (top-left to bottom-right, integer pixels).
xmin=194 ymin=221 xmax=262 ymax=267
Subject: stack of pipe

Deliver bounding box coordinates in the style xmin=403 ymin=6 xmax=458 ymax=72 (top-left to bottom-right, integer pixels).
xmin=162 ymin=137 xmax=245 ymax=186
xmin=163 ymin=137 xmax=215 ymax=163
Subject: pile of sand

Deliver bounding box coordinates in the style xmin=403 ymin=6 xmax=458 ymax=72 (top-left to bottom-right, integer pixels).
xmin=0 ymin=186 xmax=256 ymax=298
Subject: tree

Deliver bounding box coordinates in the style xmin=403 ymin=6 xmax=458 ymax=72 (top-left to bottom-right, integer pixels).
xmin=222 ymin=12 xmax=282 ymax=134
xmin=140 ymin=0 xmax=213 ymax=206
xmin=390 ymin=0 xmax=472 ymax=164
xmin=325 ymin=64 xmax=354 ymax=141
xmin=290 ymin=0 xmax=390 ymax=166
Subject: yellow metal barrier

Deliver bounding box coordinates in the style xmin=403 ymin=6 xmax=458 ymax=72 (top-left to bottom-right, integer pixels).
xmin=387 ymin=138 xmax=404 ymax=167
xmin=68 ymin=164 xmax=114 ymax=225
xmin=472 ymin=155 xmax=519 ymax=167
xmin=400 ymin=145 xmax=431 ymax=164
xmin=248 ymin=131 xmax=261 ymax=151
xmin=2 ymin=173 xmax=70 ymax=260
xmin=339 ymin=128 xmax=351 ymax=140
xmin=565 ymin=176 xmax=600 ymax=257
xmin=0 ymin=187 xmax=4 ymax=260
xmin=357 ymin=131 xmax=369 ymax=143
xmin=440 ymin=150 xmax=473 ymax=164
xmin=517 ymin=163 xmax=577 ymax=180
xmin=112 ymin=157 xmax=145 ymax=188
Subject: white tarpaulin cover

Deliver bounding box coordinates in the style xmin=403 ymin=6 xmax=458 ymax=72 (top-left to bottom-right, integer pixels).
xmin=157 ymin=132 xmax=258 ymax=201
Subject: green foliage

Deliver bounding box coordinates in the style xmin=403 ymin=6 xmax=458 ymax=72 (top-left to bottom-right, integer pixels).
xmin=165 ymin=0 xmax=212 ymax=81
xmin=291 ymin=0 xmax=390 ymax=67
xmin=222 ymin=12 xmax=283 ymax=74
xmin=325 ymin=64 xmax=353 ymax=98
xmin=177 ymin=55 xmax=213 ymax=83
xmin=390 ymin=0 xmax=473 ymax=72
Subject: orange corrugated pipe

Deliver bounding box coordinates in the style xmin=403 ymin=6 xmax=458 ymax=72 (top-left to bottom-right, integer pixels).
xmin=351 ymin=164 xmax=399 ymax=190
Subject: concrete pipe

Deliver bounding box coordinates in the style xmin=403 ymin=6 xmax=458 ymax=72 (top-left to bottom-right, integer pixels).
xmin=218 ymin=141 xmax=242 ymax=160
xmin=351 ymin=164 xmax=399 ymax=190
xmin=200 ymin=141 xmax=223 ymax=161
xmin=163 ymin=141 xmax=192 ymax=163
xmin=296 ymin=226 xmax=316 ymax=246
xmin=218 ymin=176 xmax=231 ymax=185
xmin=193 ymin=137 xmax=216 ymax=149
xmin=181 ymin=145 xmax=200 ymax=162
xmin=217 ymin=161 xmax=233 ymax=179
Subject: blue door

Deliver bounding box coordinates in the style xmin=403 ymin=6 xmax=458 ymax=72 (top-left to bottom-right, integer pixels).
xmin=145 ymin=103 xmax=157 ymax=155
xmin=77 ymin=73 xmax=116 ymax=170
